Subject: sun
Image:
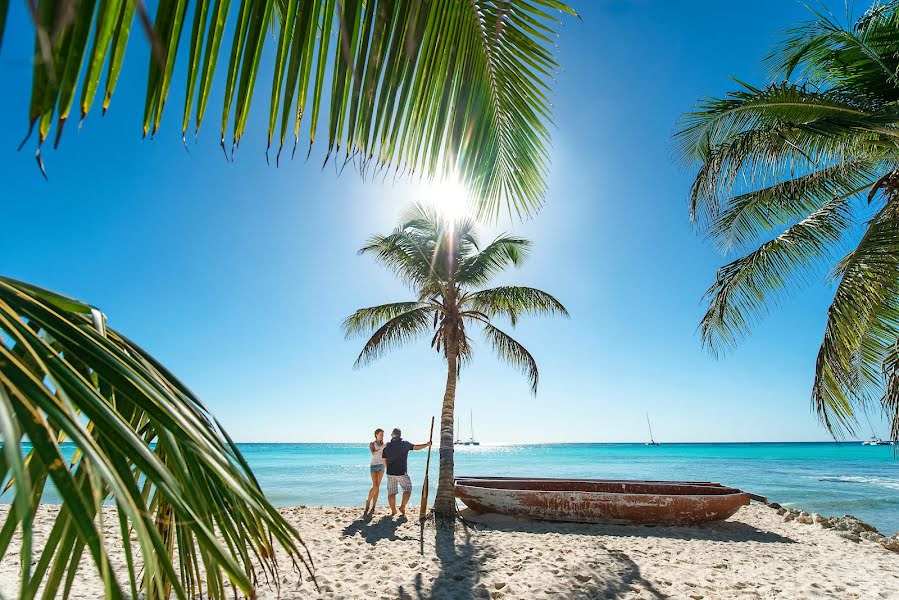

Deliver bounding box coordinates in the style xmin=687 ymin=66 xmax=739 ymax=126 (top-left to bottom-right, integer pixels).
xmin=427 ymin=177 xmax=473 ymax=223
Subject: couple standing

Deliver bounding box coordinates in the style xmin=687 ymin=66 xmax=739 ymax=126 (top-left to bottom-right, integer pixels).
xmin=365 ymin=427 xmax=431 ymax=516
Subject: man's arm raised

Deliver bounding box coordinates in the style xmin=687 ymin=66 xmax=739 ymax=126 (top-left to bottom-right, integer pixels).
xmin=412 ymin=441 xmax=432 ymax=451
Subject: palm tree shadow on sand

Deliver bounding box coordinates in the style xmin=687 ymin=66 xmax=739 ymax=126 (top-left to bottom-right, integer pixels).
xmin=341 ymin=514 xmax=417 ymax=544
xmin=395 ymin=519 xmax=670 ymax=600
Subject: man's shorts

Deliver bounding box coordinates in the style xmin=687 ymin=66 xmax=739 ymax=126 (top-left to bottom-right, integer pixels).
xmin=386 ymin=474 xmax=412 ymax=495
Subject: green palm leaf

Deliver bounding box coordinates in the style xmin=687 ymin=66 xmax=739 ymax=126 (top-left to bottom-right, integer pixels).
xmin=480 ymin=322 xmax=539 ymax=394
xmin=677 ymin=0 xmax=899 ymax=437
xmin=342 ymin=301 xmax=429 ymax=338
xmin=456 ymin=235 xmax=532 ymax=287
xmin=15 ymin=0 xmax=577 ymax=216
xmin=700 ymin=196 xmax=854 ymax=355
xmin=0 ymin=277 xmax=312 ymax=599
xmin=352 ymin=305 xmax=435 ymax=368
xmin=708 ymin=159 xmax=885 ymax=252
xmin=467 ymin=286 xmax=569 ymax=326
xmin=812 ymin=203 xmax=899 ymax=434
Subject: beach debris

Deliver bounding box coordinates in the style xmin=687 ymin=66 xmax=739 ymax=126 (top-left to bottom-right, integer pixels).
xmin=767 ymin=502 xmax=783 ymax=510
xmin=812 ymin=513 xmax=828 ymax=525
xmin=796 ymin=512 xmax=813 ymax=524
xmin=782 ymin=509 xmax=799 ymax=522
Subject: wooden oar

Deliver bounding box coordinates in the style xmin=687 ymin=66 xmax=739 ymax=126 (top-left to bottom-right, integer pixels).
xmin=419 ymin=416 xmax=435 ymax=521
xmin=419 ymin=416 xmax=434 ymax=555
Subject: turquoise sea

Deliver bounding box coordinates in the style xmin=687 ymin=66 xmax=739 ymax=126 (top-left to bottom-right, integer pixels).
xmin=11 ymin=442 xmax=899 ymax=535
xmin=240 ymin=442 xmax=899 ymax=535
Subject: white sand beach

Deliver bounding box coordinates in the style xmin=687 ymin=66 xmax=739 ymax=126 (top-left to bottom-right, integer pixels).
xmin=1 ymin=503 xmax=897 ymax=599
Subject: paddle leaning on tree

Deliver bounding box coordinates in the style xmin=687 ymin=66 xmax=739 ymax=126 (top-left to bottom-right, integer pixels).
xmin=381 ymin=428 xmax=432 ymax=517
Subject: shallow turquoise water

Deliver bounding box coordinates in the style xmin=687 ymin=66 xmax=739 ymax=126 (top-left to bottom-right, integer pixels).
xmin=10 ymin=442 xmax=899 ymax=535
xmin=238 ymin=442 xmax=899 ymax=535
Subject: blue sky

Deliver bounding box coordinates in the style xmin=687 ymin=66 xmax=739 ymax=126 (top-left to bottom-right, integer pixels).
xmin=1 ymin=1 xmax=890 ymax=443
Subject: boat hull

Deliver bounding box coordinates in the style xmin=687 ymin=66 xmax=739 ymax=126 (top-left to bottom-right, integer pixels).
xmin=454 ymin=478 xmax=751 ymax=525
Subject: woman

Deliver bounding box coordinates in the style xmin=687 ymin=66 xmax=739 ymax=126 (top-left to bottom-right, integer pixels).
xmin=364 ymin=428 xmax=386 ymax=514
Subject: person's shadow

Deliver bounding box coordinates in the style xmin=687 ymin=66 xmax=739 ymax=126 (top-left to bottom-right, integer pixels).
xmin=341 ymin=513 xmax=416 ymax=544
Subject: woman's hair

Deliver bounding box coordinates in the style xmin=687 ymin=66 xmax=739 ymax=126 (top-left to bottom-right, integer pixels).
xmin=374 ymin=428 xmax=384 ymax=437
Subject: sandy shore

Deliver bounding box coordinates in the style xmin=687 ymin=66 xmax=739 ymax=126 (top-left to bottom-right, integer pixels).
xmin=1 ymin=503 xmax=897 ymax=599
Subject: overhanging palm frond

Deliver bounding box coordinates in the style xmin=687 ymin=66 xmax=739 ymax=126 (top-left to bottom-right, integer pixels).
xmin=767 ymin=2 xmax=899 ymax=100
xmin=456 ymin=235 xmax=532 ymax=287
xmin=480 ymin=322 xmax=538 ymax=394
xmin=342 ymin=301 xmax=428 ymax=338
xmin=15 ymin=0 xmax=576 ymax=215
xmin=677 ymin=1 xmax=899 ymax=438
xmin=467 ymin=286 xmax=568 ymax=326
xmin=674 ymin=83 xmax=889 ymax=227
xmin=700 ymin=196 xmax=854 ymax=355
xmin=0 ymin=277 xmax=312 ymax=599
xmin=354 ymin=306 xmax=434 ymax=368
xmin=812 ymin=204 xmax=899 ymax=435
xmin=709 ymin=159 xmax=885 ymax=252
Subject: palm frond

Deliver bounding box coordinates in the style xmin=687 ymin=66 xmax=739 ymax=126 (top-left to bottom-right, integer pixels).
xmin=709 ymin=159 xmax=885 ymax=252
xmin=354 ymin=306 xmax=435 ymax=368
xmin=812 ymin=203 xmax=899 ymax=435
xmin=880 ymin=339 xmax=899 ymax=442
xmin=0 ymin=276 xmax=312 ymax=599
xmin=456 ymin=235 xmax=532 ymax=287
xmin=675 ymin=83 xmax=882 ymax=167
xmin=675 ymin=83 xmax=892 ymax=228
xmin=16 ymin=0 xmax=576 ymax=215
xmin=480 ymin=322 xmax=538 ymax=394
xmin=358 ymin=231 xmax=438 ymax=292
xmin=342 ymin=301 xmax=429 ymax=338
xmin=466 ymin=286 xmax=568 ymax=326
xmin=700 ymin=195 xmax=854 ymax=355
xmin=767 ymin=2 xmax=899 ymax=101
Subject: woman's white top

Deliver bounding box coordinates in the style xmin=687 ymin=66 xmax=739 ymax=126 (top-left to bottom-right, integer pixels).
xmin=370 ymin=441 xmax=385 ymax=465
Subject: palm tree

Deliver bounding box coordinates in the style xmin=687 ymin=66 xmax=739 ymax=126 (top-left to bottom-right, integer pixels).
xmin=8 ymin=0 xmax=577 ymax=217
xmin=674 ymin=2 xmax=899 ymax=442
xmin=2 ymin=2 xmax=576 ymax=596
xmin=343 ymin=203 xmax=568 ymax=516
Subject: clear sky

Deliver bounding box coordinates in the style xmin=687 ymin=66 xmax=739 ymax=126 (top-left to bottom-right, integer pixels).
xmin=1 ymin=1 xmax=890 ymax=443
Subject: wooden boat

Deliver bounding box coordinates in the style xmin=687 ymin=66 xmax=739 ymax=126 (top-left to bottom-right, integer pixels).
xmin=454 ymin=477 xmax=752 ymax=525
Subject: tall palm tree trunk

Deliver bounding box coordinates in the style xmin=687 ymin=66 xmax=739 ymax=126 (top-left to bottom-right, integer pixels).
xmin=433 ymin=346 xmax=458 ymax=517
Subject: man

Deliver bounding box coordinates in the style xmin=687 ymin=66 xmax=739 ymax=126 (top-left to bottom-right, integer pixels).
xmin=381 ymin=427 xmax=431 ymax=516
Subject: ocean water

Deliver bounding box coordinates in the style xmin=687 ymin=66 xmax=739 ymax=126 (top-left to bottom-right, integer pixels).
xmin=9 ymin=442 xmax=899 ymax=535
xmin=241 ymin=442 xmax=899 ymax=535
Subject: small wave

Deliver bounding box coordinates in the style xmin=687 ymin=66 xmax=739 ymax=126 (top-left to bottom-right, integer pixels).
xmin=818 ymin=475 xmax=899 ymax=491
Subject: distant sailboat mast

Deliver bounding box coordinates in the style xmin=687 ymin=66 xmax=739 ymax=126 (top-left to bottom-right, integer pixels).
xmin=645 ymin=413 xmax=659 ymax=446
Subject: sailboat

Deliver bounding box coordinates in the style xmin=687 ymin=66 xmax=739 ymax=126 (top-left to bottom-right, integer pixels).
xmin=453 ymin=417 xmax=464 ymax=446
xmin=645 ymin=413 xmax=660 ymax=446
xmin=464 ymin=409 xmax=480 ymax=446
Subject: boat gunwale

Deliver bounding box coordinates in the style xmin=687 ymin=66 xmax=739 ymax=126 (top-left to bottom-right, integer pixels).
xmin=455 ymin=478 xmax=744 ymax=497
xmin=455 ymin=483 xmax=750 ymax=502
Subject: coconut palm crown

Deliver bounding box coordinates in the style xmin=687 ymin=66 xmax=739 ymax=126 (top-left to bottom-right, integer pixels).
xmin=674 ymin=2 xmax=899 ymax=441
xmin=343 ymin=203 xmax=568 ymax=515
